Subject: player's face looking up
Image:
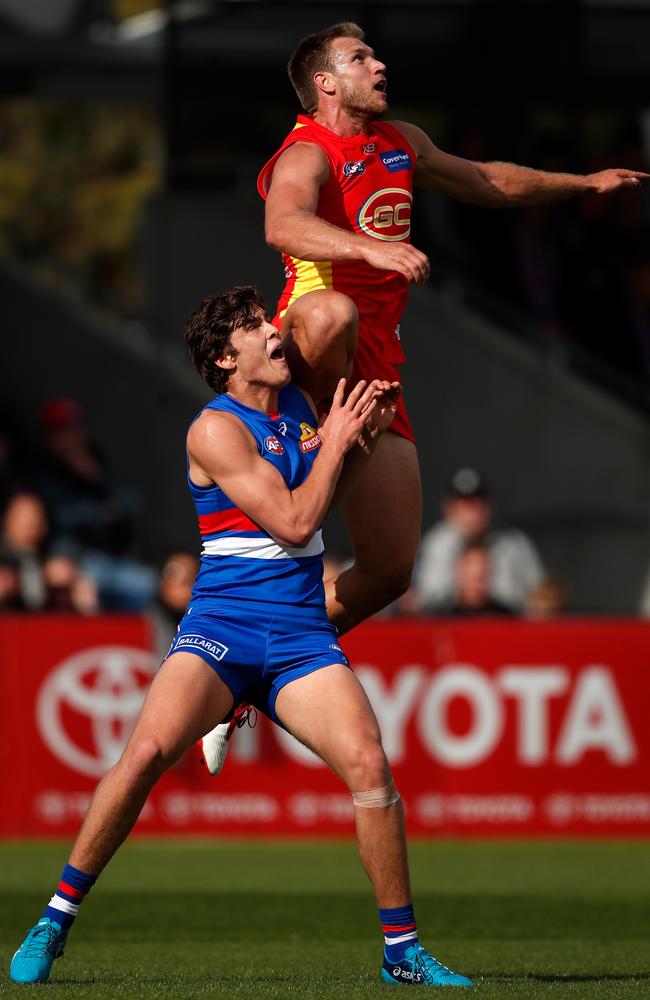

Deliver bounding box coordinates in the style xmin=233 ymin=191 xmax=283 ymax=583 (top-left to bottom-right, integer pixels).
xmin=216 ymin=311 xmax=290 ymax=391
xmin=318 ymin=37 xmax=387 ymax=118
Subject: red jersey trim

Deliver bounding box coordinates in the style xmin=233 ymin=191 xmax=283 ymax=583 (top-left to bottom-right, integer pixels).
xmin=199 ymin=509 xmax=261 ymax=536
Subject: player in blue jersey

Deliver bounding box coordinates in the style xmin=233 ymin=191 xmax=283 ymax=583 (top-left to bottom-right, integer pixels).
xmin=10 ymin=286 xmax=473 ymax=989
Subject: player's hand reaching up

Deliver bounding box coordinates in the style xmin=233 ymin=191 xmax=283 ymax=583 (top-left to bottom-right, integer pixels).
xmin=319 ymin=378 xmax=379 ymax=456
xmin=587 ymin=168 xmax=650 ymax=194
xmin=358 ymin=239 xmax=430 ymax=285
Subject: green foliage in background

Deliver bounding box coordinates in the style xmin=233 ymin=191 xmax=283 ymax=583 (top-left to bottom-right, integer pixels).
xmin=113 ymin=1 xmax=161 ymax=23
xmin=0 ymin=100 xmax=161 ymax=314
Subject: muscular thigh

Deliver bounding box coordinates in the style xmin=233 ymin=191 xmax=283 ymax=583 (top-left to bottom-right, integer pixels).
xmin=274 ymin=663 xmax=382 ymax=777
xmin=129 ymin=651 xmax=234 ymax=758
xmin=341 ymin=431 xmax=422 ymax=571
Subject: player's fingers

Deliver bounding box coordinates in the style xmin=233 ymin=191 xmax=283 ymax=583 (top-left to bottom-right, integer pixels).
xmin=403 ymin=247 xmax=430 ymax=285
xmin=354 ymin=382 xmax=381 ymax=415
xmin=346 ymin=379 xmax=368 ymax=409
xmin=332 ymin=377 xmax=346 ymax=408
xmin=388 ymin=256 xmax=417 ymax=283
xmin=357 ymin=399 xmax=377 ymax=425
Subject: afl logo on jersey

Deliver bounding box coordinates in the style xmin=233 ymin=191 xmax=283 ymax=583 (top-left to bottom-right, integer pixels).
xmin=357 ymin=188 xmax=412 ymax=242
xmin=299 ymin=422 xmax=322 ymax=453
xmin=265 ymin=435 xmax=285 ymax=455
xmin=343 ymin=159 xmax=366 ymax=178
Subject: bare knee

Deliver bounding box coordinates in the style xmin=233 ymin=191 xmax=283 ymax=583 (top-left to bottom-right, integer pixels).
xmin=291 ymin=290 xmax=358 ymax=355
xmin=340 ymin=738 xmax=391 ymax=791
xmin=120 ymin=735 xmax=174 ymax=785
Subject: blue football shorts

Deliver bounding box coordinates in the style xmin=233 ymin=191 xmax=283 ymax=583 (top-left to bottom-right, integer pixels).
xmin=164 ymin=597 xmax=349 ymax=723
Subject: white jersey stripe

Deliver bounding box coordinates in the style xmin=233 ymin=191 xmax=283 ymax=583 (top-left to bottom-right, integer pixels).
xmin=201 ymin=529 xmax=324 ymax=561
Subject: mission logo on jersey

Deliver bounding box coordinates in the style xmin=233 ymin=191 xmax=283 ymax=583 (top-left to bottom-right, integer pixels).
xmin=299 ymin=422 xmax=322 ymax=453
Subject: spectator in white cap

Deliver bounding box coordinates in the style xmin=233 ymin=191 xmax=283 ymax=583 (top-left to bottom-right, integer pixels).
xmin=414 ymin=467 xmax=546 ymax=613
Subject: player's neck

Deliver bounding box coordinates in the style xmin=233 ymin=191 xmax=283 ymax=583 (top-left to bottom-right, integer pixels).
xmin=228 ymin=382 xmax=280 ymax=415
xmin=312 ymin=105 xmax=372 ymax=138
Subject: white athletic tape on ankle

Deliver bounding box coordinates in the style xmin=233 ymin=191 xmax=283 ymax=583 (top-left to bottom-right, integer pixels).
xmin=351 ymin=783 xmax=400 ymax=809
xmin=47 ymin=895 xmax=79 ymax=917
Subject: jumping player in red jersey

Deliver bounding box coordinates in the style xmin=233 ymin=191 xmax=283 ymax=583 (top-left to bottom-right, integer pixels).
xmin=200 ymin=21 xmax=647 ymax=775
xmin=257 ymin=20 xmax=647 ymax=636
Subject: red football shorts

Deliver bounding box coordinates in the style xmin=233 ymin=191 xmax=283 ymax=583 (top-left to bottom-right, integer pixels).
xmin=349 ymin=327 xmax=415 ymax=444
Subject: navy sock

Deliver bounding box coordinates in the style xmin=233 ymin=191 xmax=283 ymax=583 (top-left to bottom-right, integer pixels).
xmin=379 ymin=903 xmax=419 ymax=961
xmin=42 ymin=863 xmax=96 ymax=932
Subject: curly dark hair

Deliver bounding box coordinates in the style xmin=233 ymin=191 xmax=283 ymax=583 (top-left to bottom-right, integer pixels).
xmin=185 ymin=285 xmax=266 ymax=393
xmin=288 ymin=22 xmax=364 ymax=114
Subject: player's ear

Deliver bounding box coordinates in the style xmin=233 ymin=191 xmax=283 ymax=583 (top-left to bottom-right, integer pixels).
xmin=215 ymin=352 xmax=237 ymax=372
xmin=314 ymin=71 xmax=336 ymax=97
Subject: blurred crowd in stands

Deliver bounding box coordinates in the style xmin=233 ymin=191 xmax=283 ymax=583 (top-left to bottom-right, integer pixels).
xmin=426 ymin=113 xmax=650 ymax=393
xmin=0 ymin=390 xmax=595 ymax=628
xmin=0 ymin=395 xmax=156 ymax=616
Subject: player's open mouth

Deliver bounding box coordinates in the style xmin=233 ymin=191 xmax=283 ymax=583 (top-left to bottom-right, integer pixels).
xmin=269 ymin=344 xmax=285 ymax=361
xmin=374 ymin=79 xmax=387 ymax=93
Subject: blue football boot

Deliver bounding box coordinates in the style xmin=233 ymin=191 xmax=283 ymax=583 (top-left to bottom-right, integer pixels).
xmin=381 ymin=943 xmax=474 ymax=987
xmin=10 ymin=919 xmax=68 ymax=983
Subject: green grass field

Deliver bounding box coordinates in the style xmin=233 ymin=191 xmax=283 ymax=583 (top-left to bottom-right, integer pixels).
xmin=2 ymin=839 xmax=649 ymax=998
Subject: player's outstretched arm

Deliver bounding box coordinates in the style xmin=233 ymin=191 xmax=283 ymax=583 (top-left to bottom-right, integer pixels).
xmin=265 ymin=143 xmax=430 ymax=285
xmin=187 ymin=380 xmax=378 ymax=549
xmin=393 ymin=120 xmax=649 ymax=207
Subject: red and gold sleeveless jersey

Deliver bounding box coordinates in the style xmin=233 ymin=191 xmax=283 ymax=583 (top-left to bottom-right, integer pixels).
xmin=257 ymin=115 xmax=417 ymax=364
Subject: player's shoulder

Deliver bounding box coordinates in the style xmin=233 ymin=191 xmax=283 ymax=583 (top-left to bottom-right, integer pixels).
xmin=188 ymin=406 xmax=254 ymax=455
xmin=384 ymin=120 xmax=431 ymax=156
xmin=274 ymin=139 xmax=329 ymax=176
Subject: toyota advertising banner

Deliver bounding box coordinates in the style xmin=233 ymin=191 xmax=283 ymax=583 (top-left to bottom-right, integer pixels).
xmin=1 ymin=615 xmax=649 ymax=837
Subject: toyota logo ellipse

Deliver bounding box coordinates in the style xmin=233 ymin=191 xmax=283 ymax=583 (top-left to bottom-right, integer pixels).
xmin=36 ymin=646 xmax=157 ymax=778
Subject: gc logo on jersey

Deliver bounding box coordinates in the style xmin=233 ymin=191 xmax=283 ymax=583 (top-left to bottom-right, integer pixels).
xmin=265 ymin=435 xmax=285 ymax=455
xmin=357 ymin=188 xmax=412 ymax=242
xmin=343 ymin=159 xmax=366 ymax=178
xmin=299 ymin=422 xmax=322 ymax=453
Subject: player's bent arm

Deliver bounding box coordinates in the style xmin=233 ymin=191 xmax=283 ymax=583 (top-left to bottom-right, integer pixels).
xmin=392 ymin=120 xmax=649 ymax=207
xmin=187 ymin=382 xmax=377 ymax=549
xmin=265 ymin=143 xmax=364 ymax=262
xmin=188 ymin=411 xmax=345 ymax=549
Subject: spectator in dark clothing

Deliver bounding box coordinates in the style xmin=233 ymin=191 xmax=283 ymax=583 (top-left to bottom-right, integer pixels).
xmin=42 ymin=554 xmax=98 ymax=615
xmin=36 ymin=397 xmax=133 ymax=556
xmin=439 ymin=541 xmax=515 ymax=618
xmin=35 ymin=397 xmax=155 ymax=610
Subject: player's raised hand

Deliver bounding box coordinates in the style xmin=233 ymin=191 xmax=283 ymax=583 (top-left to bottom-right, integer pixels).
xmin=320 ymin=378 xmax=379 ymax=455
xmin=365 ymin=380 xmax=402 ymax=435
xmin=358 ymin=239 xmax=430 ymax=285
xmin=587 ymin=168 xmax=650 ymax=194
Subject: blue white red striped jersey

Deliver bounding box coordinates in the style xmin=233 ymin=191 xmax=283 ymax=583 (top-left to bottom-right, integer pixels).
xmin=188 ymin=383 xmax=326 ymax=607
